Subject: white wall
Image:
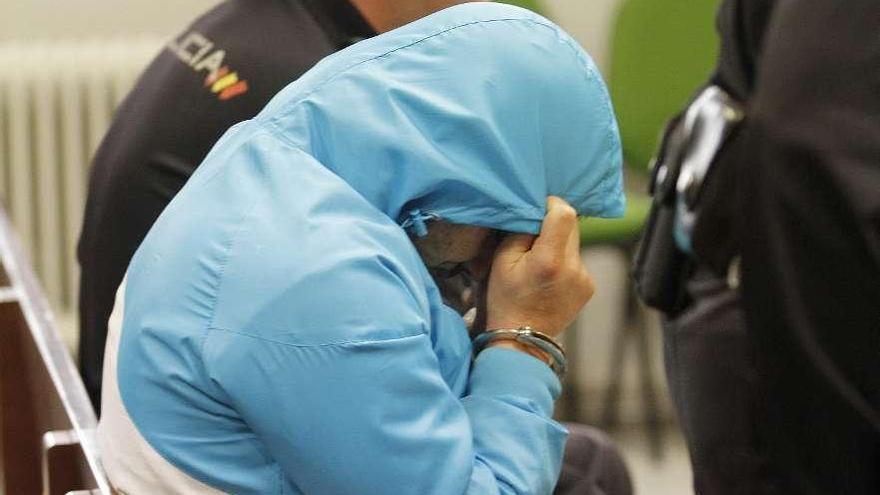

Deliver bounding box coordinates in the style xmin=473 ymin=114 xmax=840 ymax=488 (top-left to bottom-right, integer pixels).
xmin=2 ymin=0 xmax=622 ymax=70
xmin=543 ymin=0 xmax=622 ymax=74
xmin=0 ymin=0 xmax=218 ymax=41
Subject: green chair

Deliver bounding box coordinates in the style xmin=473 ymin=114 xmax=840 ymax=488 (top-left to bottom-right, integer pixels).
xmin=582 ymin=0 xmax=720 ymax=245
xmin=579 ymin=0 xmax=721 ymax=457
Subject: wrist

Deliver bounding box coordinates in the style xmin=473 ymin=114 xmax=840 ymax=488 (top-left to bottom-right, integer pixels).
xmin=487 ymin=340 xmax=553 ymax=366
xmin=486 ymin=316 xmax=563 ymax=338
xmin=473 ymin=327 xmax=567 ymax=378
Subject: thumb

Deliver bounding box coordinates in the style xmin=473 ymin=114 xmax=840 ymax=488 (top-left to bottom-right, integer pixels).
xmin=495 ymin=233 xmax=536 ymax=259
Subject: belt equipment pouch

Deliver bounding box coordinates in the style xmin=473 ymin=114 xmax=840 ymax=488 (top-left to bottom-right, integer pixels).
xmin=632 ymin=85 xmax=744 ymax=315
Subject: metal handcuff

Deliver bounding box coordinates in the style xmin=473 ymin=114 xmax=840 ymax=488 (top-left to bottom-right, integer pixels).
xmin=473 ymin=326 xmax=567 ymax=378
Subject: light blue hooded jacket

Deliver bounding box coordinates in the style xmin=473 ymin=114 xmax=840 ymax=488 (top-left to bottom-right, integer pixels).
xmin=114 ymin=3 xmax=624 ymax=494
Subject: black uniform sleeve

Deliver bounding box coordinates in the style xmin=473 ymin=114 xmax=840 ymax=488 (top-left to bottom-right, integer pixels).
xmin=738 ymin=2 xmax=880 ymax=493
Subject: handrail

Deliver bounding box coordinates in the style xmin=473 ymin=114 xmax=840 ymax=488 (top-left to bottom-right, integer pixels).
xmin=0 ymin=205 xmax=110 ymax=494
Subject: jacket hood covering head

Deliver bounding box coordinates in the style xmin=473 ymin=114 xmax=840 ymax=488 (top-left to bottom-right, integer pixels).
xmin=259 ymin=2 xmax=625 ymax=236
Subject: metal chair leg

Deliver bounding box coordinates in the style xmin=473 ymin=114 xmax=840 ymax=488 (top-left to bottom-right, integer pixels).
xmin=599 ymin=309 xmax=629 ymax=430
xmin=599 ymin=244 xmax=665 ymax=460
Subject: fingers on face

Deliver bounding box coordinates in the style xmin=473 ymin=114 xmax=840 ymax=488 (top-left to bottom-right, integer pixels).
xmin=533 ymin=197 xmax=592 ymax=297
xmin=493 ymin=197 xmax=584 ymax=280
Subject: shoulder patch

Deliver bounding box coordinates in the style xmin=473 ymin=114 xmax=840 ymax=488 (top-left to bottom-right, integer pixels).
xmin=167 ymin=30 xmax=249 ymax=101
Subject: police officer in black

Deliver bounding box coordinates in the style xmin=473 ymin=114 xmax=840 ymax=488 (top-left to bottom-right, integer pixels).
xmin=635 ymin=1 xmax=880 ymax=493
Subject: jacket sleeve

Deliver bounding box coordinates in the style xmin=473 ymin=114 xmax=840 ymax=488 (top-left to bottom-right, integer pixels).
xmin=201 ymin=256 xmax=567 ymax=495
xmin=203 ymin=330 xmax=566 ymax=495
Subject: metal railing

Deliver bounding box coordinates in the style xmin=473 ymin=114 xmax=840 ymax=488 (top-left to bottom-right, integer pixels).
xmin=0 ymin=206 xmax=110 ymax=494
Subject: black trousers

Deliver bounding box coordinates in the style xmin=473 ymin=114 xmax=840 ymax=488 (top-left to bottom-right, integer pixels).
xmin=735 ymin=1 xmax=880 ymax=493
xmin=555 ymin=423 xmax=632 ymax=495
xmin=663 ymin=269 xmax=776 ymax=495
xmin=674 ymin=1 xmax=880 ymax=493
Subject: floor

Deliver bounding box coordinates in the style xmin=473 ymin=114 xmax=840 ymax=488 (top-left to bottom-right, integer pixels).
xmin=611 ymin=425 xmax=693 ymax=494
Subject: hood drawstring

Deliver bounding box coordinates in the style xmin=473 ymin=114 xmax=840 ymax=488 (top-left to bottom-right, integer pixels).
xmin=400 ymin=209 xmax=439 ymax=238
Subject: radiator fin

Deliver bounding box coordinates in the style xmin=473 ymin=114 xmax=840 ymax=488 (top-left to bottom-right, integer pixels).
xmin=0 ymin=38 xmax=163 ymax=312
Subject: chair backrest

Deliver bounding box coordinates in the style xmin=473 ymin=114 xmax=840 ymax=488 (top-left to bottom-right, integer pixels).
xmin=610 ymin=0 xmax=721 ymax=172
xmin=0 ymin=206 xmax=111 ymax=494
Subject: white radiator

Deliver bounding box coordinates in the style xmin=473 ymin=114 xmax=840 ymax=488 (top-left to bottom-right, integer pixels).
xmin=0 ymin=38 xmax=163 ymax=313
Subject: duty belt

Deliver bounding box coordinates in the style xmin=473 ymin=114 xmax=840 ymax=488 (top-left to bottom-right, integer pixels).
xmin=633 ymin=85 xmax=744 ymax=315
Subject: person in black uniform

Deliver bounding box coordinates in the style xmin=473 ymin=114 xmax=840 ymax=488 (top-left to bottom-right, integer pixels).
xmin=77 ymin=1 xmax=634 ymax=493
xmin=636 ymin=1 xmax=880 ymax=493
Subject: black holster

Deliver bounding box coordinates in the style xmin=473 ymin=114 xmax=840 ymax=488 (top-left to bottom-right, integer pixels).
xmin=632 ymin=85 xmax=744 ymax=317
xmin=631 ymin=115 xmax=692 ymax=315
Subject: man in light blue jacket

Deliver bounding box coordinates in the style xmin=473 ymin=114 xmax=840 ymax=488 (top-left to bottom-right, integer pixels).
xmin=97 ymin=3 xmax=627 ymax=493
